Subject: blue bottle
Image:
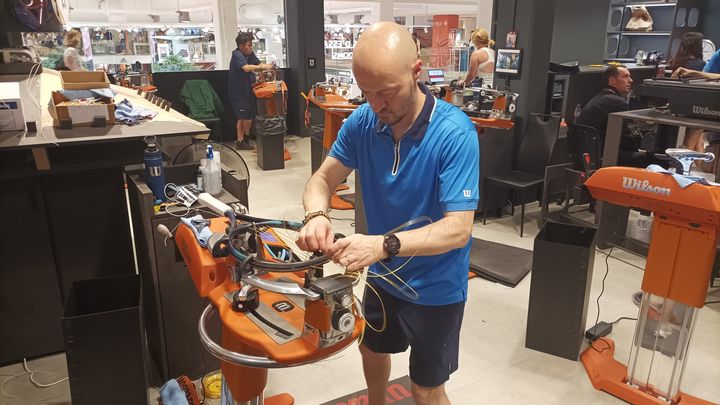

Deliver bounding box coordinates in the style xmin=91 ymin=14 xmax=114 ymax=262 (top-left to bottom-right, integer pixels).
xmin=143 ymin=136 xmax=166 ymax=201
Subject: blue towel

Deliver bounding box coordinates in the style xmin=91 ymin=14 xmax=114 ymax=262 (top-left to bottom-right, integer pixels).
xmin=114 ymin=98 xmax=158 ymax=125
xmin=158 ymin=379 xmax=190 ymax=405
xmin=181 ymin=215 xmax=213 ymax=247
xmin=59 ymin=88 xmax=116 ymax=100
xmin=645 ymin=164 xmax=713 ymax=188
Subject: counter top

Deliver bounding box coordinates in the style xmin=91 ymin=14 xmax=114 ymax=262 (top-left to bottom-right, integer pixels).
xmin=610 ymin=108 xmax=720 ymax=131
xmin=0 ymin=69 xmax=208 ymax=151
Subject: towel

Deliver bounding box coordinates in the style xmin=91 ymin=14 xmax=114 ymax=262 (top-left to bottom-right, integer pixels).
xmin=180 ymin=215 xmax=213 ymax=247
xmin=645 ymin=164 xmax=713 ymax=188
xmin=158 ymin=379 xmax=189 ymax=405
xmin=115 ymin=98 xmax=158 ymax=125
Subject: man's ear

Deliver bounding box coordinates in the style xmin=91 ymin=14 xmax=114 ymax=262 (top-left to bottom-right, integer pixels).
xmin=412 ymin=59 xmax=423 ymax=80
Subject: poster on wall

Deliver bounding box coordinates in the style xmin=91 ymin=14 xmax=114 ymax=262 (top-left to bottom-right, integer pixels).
xmin=157 ymin=43 xmax=170 ymax=62
xmin=175 ymin=44 xmax=190 ymax=62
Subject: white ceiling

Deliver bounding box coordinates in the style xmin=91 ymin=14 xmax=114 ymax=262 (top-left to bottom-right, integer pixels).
xmin=65 ymin=0 xmax=479 ymax=26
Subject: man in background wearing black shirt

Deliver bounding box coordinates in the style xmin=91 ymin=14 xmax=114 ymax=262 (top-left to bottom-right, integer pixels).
xmin=576 ymin=65 xmax=633 ymax=135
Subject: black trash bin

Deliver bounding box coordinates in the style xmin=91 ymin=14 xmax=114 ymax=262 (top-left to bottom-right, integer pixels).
xmin=255 ymin=115 xmax=286 ymax=170
xmin=62 ymin=274 xmax=148 ymax=405
xmin=525 ymin=222 xmax=597 ymax=361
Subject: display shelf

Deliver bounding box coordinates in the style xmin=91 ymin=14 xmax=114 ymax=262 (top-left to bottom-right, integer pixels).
xmin=607 ymin=31 xmax=671 ymax=35
xmin=611 ymin=1 xmax=676 ymax=6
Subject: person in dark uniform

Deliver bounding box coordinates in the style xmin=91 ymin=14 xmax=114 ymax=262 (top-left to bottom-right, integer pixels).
xmin=575 ymin=65 xmax=657 ymax=168
xmin=228 ymin=32 xmax=273 ymax=150
xmin=575 ymin=65 xmax=632 ymax=136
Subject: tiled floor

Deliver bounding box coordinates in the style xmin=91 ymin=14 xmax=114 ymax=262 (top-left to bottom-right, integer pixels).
xmin=2 ymin=137 xmax=719 ymax=405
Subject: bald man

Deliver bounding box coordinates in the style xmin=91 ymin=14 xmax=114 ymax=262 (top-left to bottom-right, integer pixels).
xmin=296 ymin=22 xmax=479 ymax=405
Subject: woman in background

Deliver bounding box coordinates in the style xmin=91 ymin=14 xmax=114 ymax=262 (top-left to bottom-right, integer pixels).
xmin=671 ymin=32 xmax=707 ymax=152
xmin=62 ymin=29 xmax=84 ymax=71
xmin=464 ymin=28 xmax=495 ymax=88
xmin=669 ymin=31 xmax=706 ymax=72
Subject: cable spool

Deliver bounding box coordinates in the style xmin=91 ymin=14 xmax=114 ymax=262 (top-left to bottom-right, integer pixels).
xmin=202 ymin=371 xmax=222 ymax=399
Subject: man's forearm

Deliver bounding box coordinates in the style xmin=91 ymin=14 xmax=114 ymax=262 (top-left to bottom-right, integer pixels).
xmin=302 ymin=174 xmax=334 ymax=212
xmin=392 ymin=214 xmax=473 ymax=257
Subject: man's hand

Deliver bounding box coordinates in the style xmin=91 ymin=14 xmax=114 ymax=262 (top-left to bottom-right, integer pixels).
xmin=326 ymin=234 xmax=386 ymax=273
xmin=296 ymin=216 xmax=334 ymax=253
xmin=259 ymin=63 xmax=274 ymax=70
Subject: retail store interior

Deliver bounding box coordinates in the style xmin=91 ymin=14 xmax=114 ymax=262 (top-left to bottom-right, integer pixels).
xmin=1 ymin=0 xmax=719 ymax=404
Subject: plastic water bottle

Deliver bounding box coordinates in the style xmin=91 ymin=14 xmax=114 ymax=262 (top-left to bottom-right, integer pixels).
xmin=143 ymin=136 xmax=166 ymax=201
xmin=573 ymin=104 xmax=582 ymax=123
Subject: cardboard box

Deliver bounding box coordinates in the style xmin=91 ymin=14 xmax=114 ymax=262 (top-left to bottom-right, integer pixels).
xmin=60 ymin=71 xmax=110 ymax=90
xmin=50 ymin=91 xmax=116 ymax=127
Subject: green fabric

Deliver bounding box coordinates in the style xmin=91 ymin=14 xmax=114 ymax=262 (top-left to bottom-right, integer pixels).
xmin=179 ymin=79 xmax=225 ymax=119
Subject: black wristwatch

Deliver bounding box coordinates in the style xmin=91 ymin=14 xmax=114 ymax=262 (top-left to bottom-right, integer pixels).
xmin=383 ymin=234 xmax=401 ymax=259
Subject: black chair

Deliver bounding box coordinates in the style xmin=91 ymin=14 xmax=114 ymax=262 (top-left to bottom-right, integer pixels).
xmin=566 ymin=123 xmax=602 ymax=172
xmin=482 ymin=113 xmax=561 ymax=237
xmin=555 ymin=124 xmax=602 ymax=221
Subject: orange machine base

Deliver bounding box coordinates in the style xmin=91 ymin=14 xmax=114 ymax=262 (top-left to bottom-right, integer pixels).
xmin=265 ymin=393 xmax=294 ymax=405
xmin=580 ymin=338 xmax=713 ymax=405
xmin=331 ymin=193 xmax=353 ymax=210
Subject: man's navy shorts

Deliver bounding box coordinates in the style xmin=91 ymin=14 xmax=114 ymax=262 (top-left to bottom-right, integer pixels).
xmin=361 ymin=281 xmax=465 ymax=388
xmin=230 ymin=96 xmax=256 ymax=120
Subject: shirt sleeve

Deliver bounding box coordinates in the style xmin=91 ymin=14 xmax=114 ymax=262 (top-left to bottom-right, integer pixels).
xmin=703 ymin=50 xmax=720 ymax=73
xmin=327 ymin=109 xmax=361 ymax=169
xmin=63 ymin=48 xmax=83 ymax=71
xmin=439 ymin=128 xmax=480 ymax=212
xmin=232 ymin=51 xmax=249 ymax=71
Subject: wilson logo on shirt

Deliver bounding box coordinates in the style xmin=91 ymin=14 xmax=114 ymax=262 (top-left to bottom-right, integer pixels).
xmin=463 ymin=189 xmax=472 ymax=198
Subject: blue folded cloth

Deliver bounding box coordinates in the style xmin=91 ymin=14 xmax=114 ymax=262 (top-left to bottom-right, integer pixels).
xmin=158 ymin=379 xmax=190 ymax=405
xmin=114 ymin=98 xmax=158 ymax=125
xmin=181 ymin=215 xmax=213 ymax=247
xmin=645 ymin=164 xmax=713 ymax=188
xmin=59 ymin=88 xmax=116 ymax=100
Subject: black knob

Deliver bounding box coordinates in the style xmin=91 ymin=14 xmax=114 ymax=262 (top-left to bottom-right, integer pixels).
xmin=232 ymin=289 xmax=259 ymax=312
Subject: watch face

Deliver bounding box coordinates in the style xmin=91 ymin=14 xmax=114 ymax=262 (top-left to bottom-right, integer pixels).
xmin=703 ymin=40 xmax=716 ymax=62
xmin=384 ymin=234 xmax=401 ymax=255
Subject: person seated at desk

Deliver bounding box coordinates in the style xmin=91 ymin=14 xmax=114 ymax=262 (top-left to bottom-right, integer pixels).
xmin=575 ymin=65 xmax=633 ymax=136
xmin=576 ymin=66 xmax=662 ymax=168
xmin=671 ymin=65 xmax=720 ymax=164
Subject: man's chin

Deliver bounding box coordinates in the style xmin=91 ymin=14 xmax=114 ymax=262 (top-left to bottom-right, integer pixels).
xmin=378 ymin=115 xmax=401 ymax=126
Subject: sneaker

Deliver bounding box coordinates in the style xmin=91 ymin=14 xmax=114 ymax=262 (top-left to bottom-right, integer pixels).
xmin=236 ymin=140 xmax=254 ymax=150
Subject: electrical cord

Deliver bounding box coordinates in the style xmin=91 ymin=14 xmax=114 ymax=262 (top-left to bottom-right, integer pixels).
xmin=611 ymin=316 xmax=637 ymax=325
xmin=22 ymin=358 xmax=68 ymax=388
xmin=706 ymin=300 xmax=720 ymax=305
xmin=588 ymin=247 xmax=614 ymax=353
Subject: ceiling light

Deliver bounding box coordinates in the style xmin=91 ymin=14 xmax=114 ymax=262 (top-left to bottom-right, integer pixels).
xmin=176 ymin=0 xmax=190 ymax=23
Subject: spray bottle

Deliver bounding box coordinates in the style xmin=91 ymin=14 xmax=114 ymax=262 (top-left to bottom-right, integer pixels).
xmin=203 ymin=145 xmax=222 ymax=195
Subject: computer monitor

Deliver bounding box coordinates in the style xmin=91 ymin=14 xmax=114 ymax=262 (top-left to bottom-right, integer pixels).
xmin=495 ymin=48 xmax=522 ymax=77
xmin=427 ymin=69 xmax=445 ymax=84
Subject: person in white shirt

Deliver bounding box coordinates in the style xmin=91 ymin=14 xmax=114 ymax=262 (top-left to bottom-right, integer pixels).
xmin=464 ymin=28 xmax=495 ymax=88
xmin=62 ymin=29 xmax=84 ymax=71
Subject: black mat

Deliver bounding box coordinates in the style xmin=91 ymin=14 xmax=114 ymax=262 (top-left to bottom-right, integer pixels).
xmin=469 ymin=237 xmax=532 ymax=287
xmin=321 ymin=375 xmax=414 ymax=405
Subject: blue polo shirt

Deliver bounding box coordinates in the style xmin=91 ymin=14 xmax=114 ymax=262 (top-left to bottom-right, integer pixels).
xmin=704 ymin=49 xmax=720 ymax=73
xmin=329 ymin=83 xmax=480 ymax=305
xmin=228 ymin=49 xmax=260 ymax=102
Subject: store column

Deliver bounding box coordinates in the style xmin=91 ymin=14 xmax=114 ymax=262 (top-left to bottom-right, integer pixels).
xmin=369 ymin=0 xmax=394 ymax=23
xmin=476 ymin=0 xmax=493 ymax=32
xmin=285 ymin=0 xmax=325 ymax=136
xmin=493 ymin=0 xmax=556 ymax=161
xmin=212 ymin=0 xmax=239 ymax=70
